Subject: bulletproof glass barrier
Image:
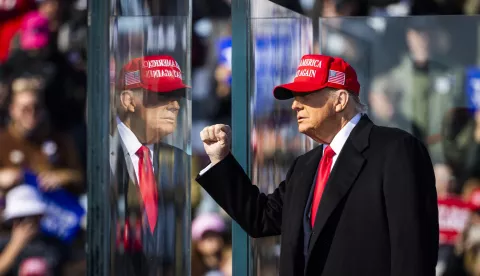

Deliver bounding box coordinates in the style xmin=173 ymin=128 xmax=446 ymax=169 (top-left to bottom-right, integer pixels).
xmin=318 ymin=16 xmax=480 ymax=275
xmin=319 ymin=16 xmax=480 ymax=275
xmin=244 ymin=9 xmax=480 ymax=276
xmin=92 ymin=0 xmax=192 ymax=275
xmin=249 ymin=0 xmax=314 ymax=275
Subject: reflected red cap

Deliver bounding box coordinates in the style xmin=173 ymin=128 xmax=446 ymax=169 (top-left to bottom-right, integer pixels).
xmin=118 ymin=55 xmax=190 ymax=93
xmin=273 ymin=54 xmax=360 ymax=100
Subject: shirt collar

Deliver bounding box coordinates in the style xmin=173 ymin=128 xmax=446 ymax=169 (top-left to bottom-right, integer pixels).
xmin=116 ymin=117 xmax=154 ymax=156
xmin=326 ymin=113 xmax=362 ymax=155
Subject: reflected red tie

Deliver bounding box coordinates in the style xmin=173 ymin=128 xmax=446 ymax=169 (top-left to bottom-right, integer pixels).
xmin=136 ymin=145 xmax=158 ymax=233
xmin=310 ymin=145 xmax=335 ymax=228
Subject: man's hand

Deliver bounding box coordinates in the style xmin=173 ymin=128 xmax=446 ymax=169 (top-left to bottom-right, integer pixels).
xmin=200 ymin=124 xmax=231 ymax=165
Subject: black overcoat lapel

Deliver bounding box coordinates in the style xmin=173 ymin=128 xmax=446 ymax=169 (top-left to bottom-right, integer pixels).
xmin=307 ymin=115 xmax=373 ymax=256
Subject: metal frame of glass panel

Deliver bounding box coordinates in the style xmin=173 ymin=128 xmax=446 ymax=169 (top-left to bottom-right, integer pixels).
xmin=87 ymin=0 xmax=111 ymax=275
xmin=231 ymin=0 xmax=252 ymax=275
xmin=231 ymin=0 xmax=314 ymax=275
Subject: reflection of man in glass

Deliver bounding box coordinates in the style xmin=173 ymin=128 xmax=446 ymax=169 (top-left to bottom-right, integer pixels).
xmin=111 ymin=55 xmax=188 ymax=275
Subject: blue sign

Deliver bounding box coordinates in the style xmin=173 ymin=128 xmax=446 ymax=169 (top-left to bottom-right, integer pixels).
xmin=466 ymin=67 xmax=480 ymax=110
xmin=23 ymin=170 xmax=85 ymax=243
xmin=217 ymin=21 xmax=298 ymax=117
xmin=217 ymin=37 xmax=233 ymax=86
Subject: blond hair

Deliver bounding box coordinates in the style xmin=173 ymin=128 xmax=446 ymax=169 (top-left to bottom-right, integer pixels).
xmin=11 ymin=77 xmax=43 ymax=94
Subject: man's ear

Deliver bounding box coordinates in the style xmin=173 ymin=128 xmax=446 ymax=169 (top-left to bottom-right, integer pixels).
xmin=120 ymin=90 xmax=136 ymax=113
xmin=334 ymin=89 xmax=349 ymax=112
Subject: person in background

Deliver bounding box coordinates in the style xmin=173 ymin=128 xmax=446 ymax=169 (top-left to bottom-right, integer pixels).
xmin=443 ymin=205 xmax=480 ymax=276
xmin=0 ymin=10 xmax=86 ymax=132
xmin=370 ymin=18 xmax=465 ymax=163
xmin=191 ymin=213 xmax=227 ymax=276
xmin=8 ymin=0 xmax=62 ymax=53
xmin=435 ymin=163 xmax=471 ymax=275
xmin=0 ymin=77 xmax=84 ymax=197
xmin=0 ymin=184 xmax=66 ymax=276
xmin=442 ymin=107 xmax=480 ymax=194
xmin=0 ymin=0 xmax=36 ymax=63
xmin=435 ymin=163 xmax=456 ymax=199
xmin=219 ymin=246 xmax=232 ymax=276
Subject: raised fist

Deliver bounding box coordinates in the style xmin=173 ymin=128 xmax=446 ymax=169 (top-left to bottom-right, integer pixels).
xmin=200 ymin=124 xmax=231 ymax=164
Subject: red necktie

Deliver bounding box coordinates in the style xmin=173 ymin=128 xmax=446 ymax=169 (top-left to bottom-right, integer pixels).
xmin=136 ymin=145 xmax=158 ymax=233
xmin=310 ymin=145 xmax=335 ymax=227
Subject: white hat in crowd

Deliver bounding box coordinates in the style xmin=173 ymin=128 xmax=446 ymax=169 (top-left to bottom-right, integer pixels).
xmin=3 ymin=185 xmax=46 ymax=221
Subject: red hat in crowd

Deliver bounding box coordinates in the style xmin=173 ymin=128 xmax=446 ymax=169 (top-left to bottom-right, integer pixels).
xmin=273 ymin=54 xmax=360 ymax=100
xmin=19 ymin=257 xmax=50 ymax=276
xmin=117 ymin=55 xmax=190 ymax=94
xmin=20 ymin=11 xmax=50 ymax=51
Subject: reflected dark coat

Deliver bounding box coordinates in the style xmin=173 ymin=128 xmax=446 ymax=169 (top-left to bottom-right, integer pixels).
xmin=109 ymin=130 xmax=189 ymax=276
xmin=196 ymin=115 xmax=439 ymax=276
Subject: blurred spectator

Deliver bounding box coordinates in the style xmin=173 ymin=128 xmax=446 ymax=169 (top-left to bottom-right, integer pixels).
xmin=369 ymin=19 xmax=467 ymax=164
xmin=442 ymin=108 xmax=480 ymax=193
xmin=0 ymin=81 xmax=84 ymax=195
xmin=0 ymin=10 xmax=86 ymax=132
xmin=0 ymin=0 xmax=37 ymax=63
xmin=0 ymin=184 xmax=67 ymax=276
xmin=191 ymin=213 xmax=228 ymax=276
xmin=435 ymin=163 xmax=456 ymax=199
xmin=8 ymin=0 xmax=63 ymax=54
xmin=368 ymin=78 xmax=424 ymax=140
xmin=56 ymin=0 xmax=87 ymax=71
xmin=443 ymin=209 xmax=480 ymax=276
xmin=204 ymin=245 xmax=232 ymax=276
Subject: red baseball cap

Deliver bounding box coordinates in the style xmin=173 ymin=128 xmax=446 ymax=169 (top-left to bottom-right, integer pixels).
xmin=273 ymin=54 xmax=360 ymax=100
xmin=117 ymin=55 xmax=190 ymax=94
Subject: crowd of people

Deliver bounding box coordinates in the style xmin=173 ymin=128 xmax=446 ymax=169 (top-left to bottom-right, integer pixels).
xmin=0 ymin=0 xmax=479 ymax=275
xmin=0 ymin=0 xmax=87 ymax=275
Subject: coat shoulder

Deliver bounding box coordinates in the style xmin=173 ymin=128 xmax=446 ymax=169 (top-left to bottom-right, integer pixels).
xmin=369 ymin=124 xmax=424 ymax=148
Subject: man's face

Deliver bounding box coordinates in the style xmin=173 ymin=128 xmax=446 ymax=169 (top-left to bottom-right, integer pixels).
xmin=197 ymin=231 xmax=224 ymax=256
xmin=124 ymin=90 xmax=181 ymax=142
xmin=9 ymin=91 xmax=42 ymax=133
xmin=291 ymin=89 xmax=337 ymax=143
xmin=40 ymin=0 xmax=60 ymax=21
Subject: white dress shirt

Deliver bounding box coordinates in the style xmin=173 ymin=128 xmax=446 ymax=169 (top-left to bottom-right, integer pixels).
xmin=326 ymin=113 xmax=361 ymax=170
xmin=199 ymin=113 xmax=362 ymax=176
xmin=116 ymin=117 xmax=155 ymax=183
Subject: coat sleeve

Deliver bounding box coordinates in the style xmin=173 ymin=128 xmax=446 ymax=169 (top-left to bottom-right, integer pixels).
xmin=195 ymin=153 xmax=298 ymax=238
xmin=383 ymin=135 xmax=439 ymax=276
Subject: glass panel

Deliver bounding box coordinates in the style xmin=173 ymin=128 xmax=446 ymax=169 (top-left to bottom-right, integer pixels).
xmin=250 ymin=1 xmax=314 ymax=275
xmin=190 ymin=16 xmax=234 ymax=276
xmin=319 ymin=15 xmax=480 ymax=275
xmin=109 ymin=0 xmax=191 ymax=275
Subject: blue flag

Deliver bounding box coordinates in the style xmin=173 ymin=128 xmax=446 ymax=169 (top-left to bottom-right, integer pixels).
xmin=466 ymin=67 xmax=480 ymax=110
xmin=216 ymin=32 xmax=295 ymax=117
xmin=23 ymin=170 xmax=85 ymax=243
